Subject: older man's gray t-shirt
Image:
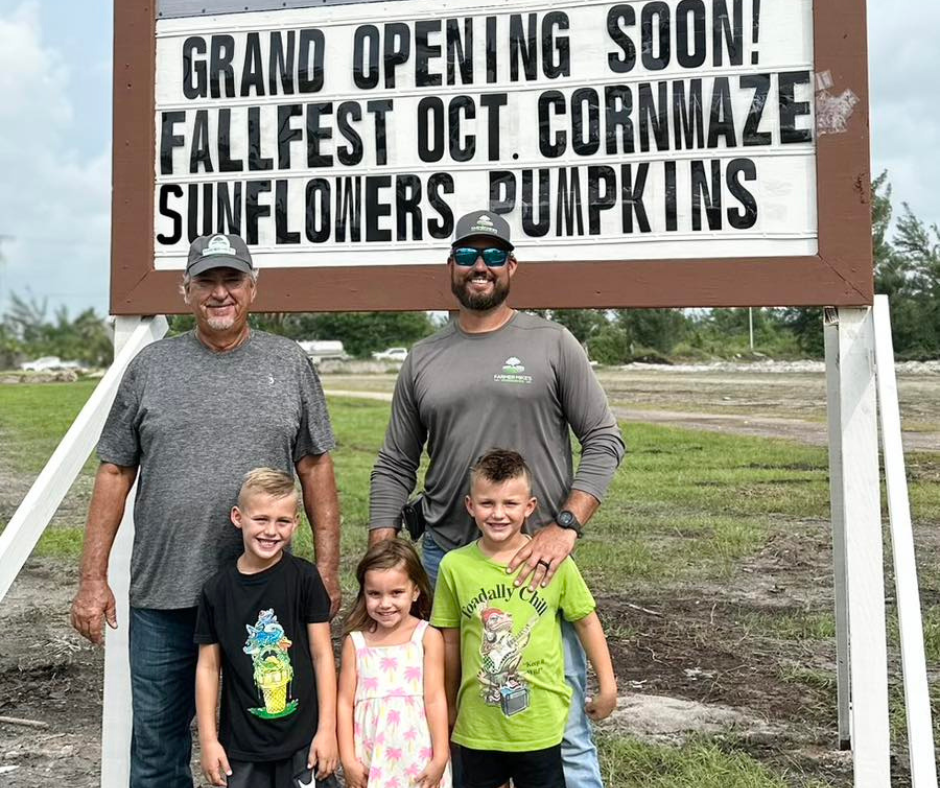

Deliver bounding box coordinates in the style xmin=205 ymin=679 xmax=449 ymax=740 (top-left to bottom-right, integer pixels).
xmin=370 ymin=312 xmax=625 ymax=550
xmin=97 ymin=331 xmax=335 ymax=609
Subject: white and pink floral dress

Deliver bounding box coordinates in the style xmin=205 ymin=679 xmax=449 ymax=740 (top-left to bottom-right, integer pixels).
xmin=350 ymin=620 xmax=452 ymax=788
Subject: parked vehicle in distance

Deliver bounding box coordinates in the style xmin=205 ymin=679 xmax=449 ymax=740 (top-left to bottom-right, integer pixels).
xmin=296 ymin=340 xmax=351 ymax=364
xmin=19 ymin=356 xmax=84 ymax=372
xmin=371 ymin=347 xmax=408 ymax=362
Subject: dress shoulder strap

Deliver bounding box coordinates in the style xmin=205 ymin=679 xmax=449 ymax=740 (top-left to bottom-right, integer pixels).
xmin=411 ymin=619 xmax=429 ymax=643
xmin=349 ymin=630 xmax=367 ymax=651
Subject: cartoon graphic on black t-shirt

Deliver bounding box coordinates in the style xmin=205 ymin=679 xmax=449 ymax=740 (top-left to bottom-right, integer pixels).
xmin=476 ymin=606 xmax=537 ymax=717
xmin=243 ymin=609 xmax=297 ymax=719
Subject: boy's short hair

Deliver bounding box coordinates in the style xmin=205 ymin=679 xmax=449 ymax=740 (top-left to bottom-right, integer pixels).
xmin=470 ymin=448 xmax=532 ymax=491
xmin=237 ymin=467 xmax=298 ymax=508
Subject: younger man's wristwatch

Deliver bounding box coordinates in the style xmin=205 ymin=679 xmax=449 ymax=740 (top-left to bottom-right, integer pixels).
xmin=556 ymin=509 xmax=583 ymax=538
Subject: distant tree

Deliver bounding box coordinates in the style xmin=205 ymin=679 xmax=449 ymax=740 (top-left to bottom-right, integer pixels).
xmin=615 ymin=308 xmax=688 ymax=354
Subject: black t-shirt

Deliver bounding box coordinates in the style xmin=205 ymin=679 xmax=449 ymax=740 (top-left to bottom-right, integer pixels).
xmin=194 ymin=554 xmax=330 ymax=761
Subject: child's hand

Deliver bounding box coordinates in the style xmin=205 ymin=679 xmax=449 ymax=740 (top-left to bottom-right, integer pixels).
xmin=308 ymin=730 xmax=339 ymax=778
xmin=200 ymin=740 xmax=232 ymax=786
xmin=416 ymin=755 xmax=448 ymax=788
xmin=585 ymin=687 xmax=618 ymax=721
xmin=341 ymin=757 xmax=369 ymax=788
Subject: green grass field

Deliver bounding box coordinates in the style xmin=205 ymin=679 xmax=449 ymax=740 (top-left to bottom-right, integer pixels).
xmin=3 ymin=379 xmax=940 ymax=786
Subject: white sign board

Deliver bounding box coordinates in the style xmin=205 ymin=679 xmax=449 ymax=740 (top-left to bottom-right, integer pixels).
xmin=154 ymin=0 xmax=816 ymax=271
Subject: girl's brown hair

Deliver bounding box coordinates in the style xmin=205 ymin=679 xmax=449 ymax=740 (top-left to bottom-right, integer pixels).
xmin=343 ymin=540 xmax=433 ymax=635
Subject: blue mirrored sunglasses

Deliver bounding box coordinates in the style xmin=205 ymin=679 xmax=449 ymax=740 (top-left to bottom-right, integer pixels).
xmin=451 ymin=246 xmax=510 ymax=267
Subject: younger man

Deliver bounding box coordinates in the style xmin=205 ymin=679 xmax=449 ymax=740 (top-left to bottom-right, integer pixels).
xmin=431 ymin=450 xmax=617 ymax=788
xmin=195 ymin=468 xmax=338 ymax=787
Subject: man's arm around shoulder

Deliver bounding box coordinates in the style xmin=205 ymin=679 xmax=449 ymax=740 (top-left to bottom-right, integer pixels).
xmin=70 ymin=462 xmax=138 ymax=645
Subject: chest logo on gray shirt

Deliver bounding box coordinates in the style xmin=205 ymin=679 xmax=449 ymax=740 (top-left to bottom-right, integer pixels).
xmin=494 ymin=356 xmax=533 ymax=385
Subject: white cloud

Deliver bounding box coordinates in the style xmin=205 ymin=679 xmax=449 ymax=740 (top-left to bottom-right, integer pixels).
xmin=0 ymin=2 xmax=110 ymax=316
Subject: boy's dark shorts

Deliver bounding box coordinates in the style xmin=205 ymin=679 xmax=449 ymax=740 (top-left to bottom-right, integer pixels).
xmin=226 ymin=746 xmax=340 ymax=788
xmin=460 ymin=743 xmax=565 ymax=788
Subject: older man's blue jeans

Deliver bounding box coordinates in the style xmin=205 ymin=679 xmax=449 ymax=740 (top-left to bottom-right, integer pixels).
xmin=129 ymin=606 xmax=199 ymax=788
xmin=422 ymin=531 xmax=605 ymax=788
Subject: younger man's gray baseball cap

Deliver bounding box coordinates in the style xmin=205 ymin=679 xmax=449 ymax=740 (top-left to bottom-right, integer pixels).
xmin=452 ymin=210 xmax=514 ymax=251
xmin=186 ymin=234 xmax=254 ymax=277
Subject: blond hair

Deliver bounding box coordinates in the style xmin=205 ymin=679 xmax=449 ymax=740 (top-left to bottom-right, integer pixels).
xmin=237 ymin=467 xmax=298 ymax=508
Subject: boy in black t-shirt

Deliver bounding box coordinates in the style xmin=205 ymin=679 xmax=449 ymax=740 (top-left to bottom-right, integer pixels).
xmin=195 ymin=468 xmax=338 ymax=788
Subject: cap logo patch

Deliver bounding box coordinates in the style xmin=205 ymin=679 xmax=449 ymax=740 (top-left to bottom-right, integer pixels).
xmin=203 ymin=234 xmax=236 ymax=257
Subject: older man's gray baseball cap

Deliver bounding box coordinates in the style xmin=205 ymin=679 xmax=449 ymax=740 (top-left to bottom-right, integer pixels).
xmin=452 ymin=210 xmax=514 ymax=251
xmin=186 ymin=234 xmax=254 ymax=277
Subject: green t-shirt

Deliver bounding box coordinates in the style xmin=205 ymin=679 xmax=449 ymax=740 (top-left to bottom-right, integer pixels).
xmin=431 ymin=541 xmax=596 ymax=751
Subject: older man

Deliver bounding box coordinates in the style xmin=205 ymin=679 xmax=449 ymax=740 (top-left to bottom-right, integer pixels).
xmin=369 ymin=211 xmax=625 ymax=788
xmin=70 ymin=233 xmax=340 ymax=788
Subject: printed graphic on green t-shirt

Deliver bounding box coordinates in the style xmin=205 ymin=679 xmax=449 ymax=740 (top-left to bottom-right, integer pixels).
xmin=242 ymin=609 xmax=298 ymax=720
xmin=431 ymin=543 xmax=596 ymax=751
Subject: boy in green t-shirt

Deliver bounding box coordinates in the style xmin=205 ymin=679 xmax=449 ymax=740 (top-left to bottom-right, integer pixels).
xmin=431 ymin=449 xmax=617 ymax=788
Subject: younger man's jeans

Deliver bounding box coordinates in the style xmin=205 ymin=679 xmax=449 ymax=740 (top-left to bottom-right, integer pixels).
xmin=129 ymin=606 xmax=199 ymax=788
xmin=422 ymin=531 xmax=606 ymax=788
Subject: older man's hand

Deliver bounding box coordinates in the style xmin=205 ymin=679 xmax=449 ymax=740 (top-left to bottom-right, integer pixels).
xmin=318 ymin=569 xmax=343 ymax=618
xmin=70 ymin=577 xmax=118 ymax=645
xmin=507 ymin=524 xmax=578 ymax=591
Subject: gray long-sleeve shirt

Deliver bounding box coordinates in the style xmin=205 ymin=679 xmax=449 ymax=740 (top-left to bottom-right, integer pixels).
xmin=369 ymin=311 xmax=625 ymax=550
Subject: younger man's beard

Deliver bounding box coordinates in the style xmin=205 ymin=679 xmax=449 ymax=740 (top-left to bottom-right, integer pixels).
xmin=451 ymin=276 xmax=510 ymax=312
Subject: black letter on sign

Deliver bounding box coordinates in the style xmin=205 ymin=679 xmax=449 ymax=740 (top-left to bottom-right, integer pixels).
xmin=556 ymin=168 xmax=584 ymax=237
xmin=675 ymin=0 xmax=706 ymax=68
xmin=607 ymin=5 xmax=636 ymax=73
xmin=639 ymin=82 xmax=669 ymax=152
xmin=218 ymin=109 xmax=244 ymax=172
xmin=543 ymin=12 xmax=570 ymax=78
xmin=522 ymin=169 xmax=550 ymax=237
xmin=641 ymin=2 xmax=670 ymax=71
xmin=269 ymin=31 xmax=295 ymax=95
xmin=510 ymin=14 xmax=538 ymax=81
xmin=275 ymin=180 xmax=299 ymax=244
xmin=367 ymin=100 xmax=392 ymax=166
xmin=182 ymin=37 xmax=207 ymax=99
xmin=778 ymin=71 xmax=812 ymax=143
xmin=160 ymin=111 xmax=185 ymax=175
xmin=242 ymin=33 xmax=265 ymax=96
xmin=447 ymin=19 xmax=473 ymax=85
xmin=366 ymin=176 xmax=392 ymax=241
xmin=427 ymin=173 xmax=454 ymax=238
xmin=620 ymin=163 xmax=651 ymax=234
xmin=298 ymin=29 xmax=325 ymax=93
xmin=588 ymin=166 xmax=616 ymax=234
xmin=707 ymin=78 xmax=736 ymax=148
xmin=691 ymin=160 xmax=722 ymax=231
xmin=190 ymin=109 xmax=214 ymax=173
xmin=727 ymin=158 xmax=758 ymax=229
xmin=713 ymin=0 xmax=743 ymax=66
xmin=335 ymin=177 xmax=362 ymax=242
xmin=396 ymin=174 xmax=423 ymax=241
xmin=305 ymin=178 xmax=331 ymax=243
xmin=157 ymin=184 xmax=184 ymax=244
xmin=277 ymin=104 xmax=303 ymax=169
xmin=449 ymin=96 xmax=476 ymax=162
xmin=248 ymin=107 xmax=274 ymax=171
xmin=384 ymin=23 xmax=411 ymax=89
xmin=664 ymin=161 xmax=677 ymax=231
xmin=673 ymin=79 xmax=704 ymax=150
xmin=246 ymin=180 xmax=272 ymax=244
xmin=489 ymin=171 xmax=516 ymax=213
xmin=418 ymin=97 xmax=444 ymax=163
xmin=572 ymin=88 xmax=600 ymax=156
xmin=415 ymin=20 xmax=443 ymax=88
xmin=538 ymin=91 xmax=566 ymax=158
xmin=741 ymin=74 xmax=771 ymax=146
xmin=306 ymin=102 xmax=333 ymax=168
xmin=210 ymin=35 xmax=236 ymax=98
xmin=337 ymin=102 xmax=363 ymax=166
xmin=353 ymin=26 xmax=380 ymax=89
xmin=217 ymin=182 xmax=242 ymax=234
xmin=480 ymin=93 xmax=507 ymax=161
xmin=605 ymin=86 xmax=634 ymax=155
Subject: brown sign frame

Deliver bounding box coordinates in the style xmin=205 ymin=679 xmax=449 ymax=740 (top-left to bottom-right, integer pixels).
xmin=112 ymin=0 xmax=871 ymax=315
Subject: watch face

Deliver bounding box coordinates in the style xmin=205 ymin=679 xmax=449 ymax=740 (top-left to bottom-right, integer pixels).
xmin=558 ymin=511 xmax=574 ymax=527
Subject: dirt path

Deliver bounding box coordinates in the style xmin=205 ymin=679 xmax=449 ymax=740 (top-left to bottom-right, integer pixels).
xmin=323 ymin=389 xmax=940 ymax=452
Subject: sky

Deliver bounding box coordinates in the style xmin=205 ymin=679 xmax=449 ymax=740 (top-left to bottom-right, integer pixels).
xmin=0 ymin=0 xmax=936 ymax=318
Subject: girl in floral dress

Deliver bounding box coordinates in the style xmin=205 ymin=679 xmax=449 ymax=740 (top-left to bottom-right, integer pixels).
xmin=338 ymin=541 xmax=452 ymax=788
